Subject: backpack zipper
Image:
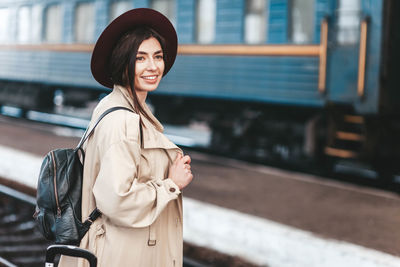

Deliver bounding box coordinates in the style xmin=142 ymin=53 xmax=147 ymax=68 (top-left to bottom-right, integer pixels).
xmin=50 ymin=151 xmax=61 ymax=217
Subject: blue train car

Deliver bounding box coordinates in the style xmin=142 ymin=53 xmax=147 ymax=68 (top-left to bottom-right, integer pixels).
xmin=0 ymin=0 xmax=399 ymax=179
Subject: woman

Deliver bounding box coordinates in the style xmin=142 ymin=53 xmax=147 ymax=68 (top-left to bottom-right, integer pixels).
xmin=60 ymin=8 xmax=193 ymax=267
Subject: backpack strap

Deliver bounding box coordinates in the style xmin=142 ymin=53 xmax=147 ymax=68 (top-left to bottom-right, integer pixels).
xmin=76 ymin=106 xmax=143 ymax=228
xmin=82 ymin=208 xmax=102 ymax=228
xmin=75 ymin=106 xmax=137 ymax=150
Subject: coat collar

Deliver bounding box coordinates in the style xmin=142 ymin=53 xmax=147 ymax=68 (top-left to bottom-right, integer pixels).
xmin=111 ymin=85 xmax=180 ymax=151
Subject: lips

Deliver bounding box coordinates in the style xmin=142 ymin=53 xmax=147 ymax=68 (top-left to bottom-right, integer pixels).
xmin=140 ymin=75 xmax=160 ymax=85
xmin=141 ymin=75 xmax=158 ymax=80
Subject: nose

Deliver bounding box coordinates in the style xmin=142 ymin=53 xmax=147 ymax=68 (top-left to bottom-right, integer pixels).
xmin=146 ymin=58 xmax=157 ymax=71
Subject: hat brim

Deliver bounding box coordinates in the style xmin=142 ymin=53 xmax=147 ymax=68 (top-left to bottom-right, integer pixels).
xmin=91 ymin=8 xmax=178 ymax=89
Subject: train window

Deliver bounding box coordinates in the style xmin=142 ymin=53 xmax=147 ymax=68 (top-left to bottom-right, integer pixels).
xmin=0 ymin=8 xmax=10 ymax=43
xmin=17 ymin=6 xmax=32 ymax=43
xmin=110 ymin=1 xmax=132 ymax=22
xmin=196 ymin=0 xmax=216 ymax=44
xmin=74 ymin=2 xmax=95 ymax=43
xmin=336 ymin=0 xmax=361 ymax=45
xmin=32 ymin=5 xmax=43 ymax=43
xmin=44 ymin=4 xmax=63 ymax=43
xmin=151 ymin=0 xmax=176 ymax=27
xmin=244 ymin=0 xmax=267 ymax=44
xmin=289 ymin=0 xmax=314 ymax=44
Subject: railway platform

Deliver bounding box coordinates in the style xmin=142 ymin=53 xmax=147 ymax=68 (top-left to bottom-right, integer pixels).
xmin=0 ymin=115 xmax=399 ymax=267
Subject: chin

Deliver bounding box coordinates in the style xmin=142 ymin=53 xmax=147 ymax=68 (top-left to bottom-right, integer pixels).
xmin=135 ymin=78 xmax=162 ymax=93
xmin=146 ymin=84 xmax=160 ymax=91
xmin=137 ymin=85 xmax=159 ymax=93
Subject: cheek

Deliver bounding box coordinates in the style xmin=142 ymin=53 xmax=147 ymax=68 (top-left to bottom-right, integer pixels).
xmin=134 ymin=64 xmax=142 ymax=80
xmin=159 ymin=61 xmax=165 ymax=73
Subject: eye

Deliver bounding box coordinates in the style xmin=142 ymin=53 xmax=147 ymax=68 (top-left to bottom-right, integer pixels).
xmin=155 ymin=55 xmax=164 ymax=60
xmin=136 ymin=56 xmax=145 ymax=61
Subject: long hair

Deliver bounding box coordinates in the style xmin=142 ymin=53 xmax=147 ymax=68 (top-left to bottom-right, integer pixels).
xmin=108 ymin=26 xmax=167 ymax=127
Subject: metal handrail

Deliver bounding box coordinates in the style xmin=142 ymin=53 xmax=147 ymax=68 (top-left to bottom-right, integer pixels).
xmin=318 ymin=18 xmax=329 ymax=93
xmin=357 ymin=17 xmax=370 ymax=97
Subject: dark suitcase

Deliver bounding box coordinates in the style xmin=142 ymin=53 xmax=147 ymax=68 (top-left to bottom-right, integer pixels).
xmin=45 ymin=245 xmax=97 ymax=267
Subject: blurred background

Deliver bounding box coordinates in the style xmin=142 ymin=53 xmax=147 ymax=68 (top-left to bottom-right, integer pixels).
xmin=0 ymin=0 xmax=399 ymax=266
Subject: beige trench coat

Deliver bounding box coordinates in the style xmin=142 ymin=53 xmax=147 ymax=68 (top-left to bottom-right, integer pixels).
xmin=59 ymin=85 xmax=183 ymax=267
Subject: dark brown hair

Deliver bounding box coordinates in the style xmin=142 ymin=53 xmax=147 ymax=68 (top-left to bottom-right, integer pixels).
xmin=108 ymin=26 xmax=167 ymax=127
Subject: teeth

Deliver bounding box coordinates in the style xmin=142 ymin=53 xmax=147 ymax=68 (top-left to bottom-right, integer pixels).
xmin=143 ymin=76 xmax=157 ymax=80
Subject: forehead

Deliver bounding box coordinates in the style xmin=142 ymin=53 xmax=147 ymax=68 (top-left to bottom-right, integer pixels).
xmin=138 ymin=37 xmax=162 ymax=53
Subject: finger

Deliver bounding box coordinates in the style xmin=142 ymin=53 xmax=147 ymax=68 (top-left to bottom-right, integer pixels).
xmin=174 ymin=153 xmax=182 ymax=163
xmin=182 ymin=155 xmax=191 ymax=164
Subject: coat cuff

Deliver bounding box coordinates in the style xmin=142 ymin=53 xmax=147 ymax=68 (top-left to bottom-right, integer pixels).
xmin=163 ymin=178 xmax=181 ymax=196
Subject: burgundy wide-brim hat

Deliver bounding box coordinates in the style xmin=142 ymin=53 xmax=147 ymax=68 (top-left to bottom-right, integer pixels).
xmin=91 ymin=8 xmax=178 ymax=89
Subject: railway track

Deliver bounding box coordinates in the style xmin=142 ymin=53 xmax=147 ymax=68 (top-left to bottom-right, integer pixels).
xmin=0 ymin=184 xmax=209 ymax=267
xmin=0 ymin=184 xmax=50 ymax=267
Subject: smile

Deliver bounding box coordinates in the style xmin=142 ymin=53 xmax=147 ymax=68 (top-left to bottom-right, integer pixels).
xmin=141 ymin=75 xmax=158 ymax=80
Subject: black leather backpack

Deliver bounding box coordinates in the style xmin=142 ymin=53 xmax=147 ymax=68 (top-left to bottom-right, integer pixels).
xmin=34 ymin=106 xmax=134 ymax=245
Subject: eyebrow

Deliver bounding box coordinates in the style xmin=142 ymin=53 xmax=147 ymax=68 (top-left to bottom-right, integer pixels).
xmin=137 ymin=50 xmax=163 ymax=55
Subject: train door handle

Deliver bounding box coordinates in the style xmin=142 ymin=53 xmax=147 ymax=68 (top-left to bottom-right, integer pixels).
xmin=318 ymin=18 xmax=329 ymax=94
xmin=357 ymin=16 xmax=371 ymax=97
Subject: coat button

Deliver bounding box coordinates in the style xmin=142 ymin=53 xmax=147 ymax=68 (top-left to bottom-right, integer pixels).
xmin=169 ymin=187 xmax=176 ymax=193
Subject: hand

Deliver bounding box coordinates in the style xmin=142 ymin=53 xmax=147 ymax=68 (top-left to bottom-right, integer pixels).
xmin=168 ymin=153 xmax=193 ymax=190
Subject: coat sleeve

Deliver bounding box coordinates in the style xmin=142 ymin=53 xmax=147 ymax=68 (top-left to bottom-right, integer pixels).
xmin=92 ymin=128 xmax=180 ymax=228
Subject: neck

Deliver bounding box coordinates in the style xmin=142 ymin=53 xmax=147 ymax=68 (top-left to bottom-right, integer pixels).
xmin=136 ymin=91 xmax=148 ymax=106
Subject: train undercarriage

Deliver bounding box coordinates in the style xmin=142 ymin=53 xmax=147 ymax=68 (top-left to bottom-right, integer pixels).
xmin=1 ymin=81 xmax=400 ymax=186
xmin=150 ymin=94 xmax=400 ymax=185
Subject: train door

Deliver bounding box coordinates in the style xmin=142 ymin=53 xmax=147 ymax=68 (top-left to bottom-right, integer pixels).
xmin=326 ymin=0 xmax=362 ymax=102
xmin=326 ymin=0 xmax=383 ymax=112
xmin=322 ymin=0 xmax=396 ymax=181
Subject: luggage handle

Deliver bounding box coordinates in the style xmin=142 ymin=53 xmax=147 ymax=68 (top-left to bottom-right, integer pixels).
xmin=45 ymin=245 xmax=97 ymax=267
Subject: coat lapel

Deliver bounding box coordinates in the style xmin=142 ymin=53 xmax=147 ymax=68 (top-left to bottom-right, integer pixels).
xmin=112 ymin=85 xmax=181 ymax=152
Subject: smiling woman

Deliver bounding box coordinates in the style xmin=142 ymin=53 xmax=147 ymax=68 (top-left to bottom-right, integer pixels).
xmin=58 ymin=8 xmax=194 ymax=267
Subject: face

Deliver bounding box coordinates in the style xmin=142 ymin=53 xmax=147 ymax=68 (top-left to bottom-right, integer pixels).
xmin=134 ymin=37 xmax=165 ymax=94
